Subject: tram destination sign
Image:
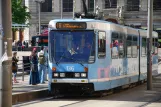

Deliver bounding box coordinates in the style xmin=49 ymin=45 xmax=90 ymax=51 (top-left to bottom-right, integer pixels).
xmin=56 ymin=22 xmax=86 ymax=30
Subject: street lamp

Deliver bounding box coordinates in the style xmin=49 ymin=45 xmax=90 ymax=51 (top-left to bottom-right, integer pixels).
xmin=34 ymin=0 xmax=45 ymax=35
xmin=147 ymin=0 xmax=153 ymax=90
xmin=73 ymin=0 xmax=76 ymax=19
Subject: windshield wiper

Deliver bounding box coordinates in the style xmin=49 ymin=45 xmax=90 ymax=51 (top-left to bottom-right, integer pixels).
xmin=62 ymin=56 xmax=85 ymax=67
xmin=56 ymin=53 xmax=65 ymax=65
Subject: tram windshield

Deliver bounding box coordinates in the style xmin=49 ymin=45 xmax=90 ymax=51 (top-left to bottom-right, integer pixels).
xmin=49 ymin=30 xmax=95 ymax=63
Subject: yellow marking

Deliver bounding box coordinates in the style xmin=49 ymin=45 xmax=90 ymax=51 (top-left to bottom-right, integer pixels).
xmin=53 ymin=80 xmax=57 ymax=83
xmin=81 ymin=80 xmax=85 ymax=82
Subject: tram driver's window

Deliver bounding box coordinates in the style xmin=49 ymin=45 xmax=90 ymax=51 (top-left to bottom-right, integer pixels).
xmin=98 ymin=31 xmax=106 ymax=58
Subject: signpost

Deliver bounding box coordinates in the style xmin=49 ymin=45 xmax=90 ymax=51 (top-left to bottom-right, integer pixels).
xmin=0 ymin=0 xmax=12 ymax=107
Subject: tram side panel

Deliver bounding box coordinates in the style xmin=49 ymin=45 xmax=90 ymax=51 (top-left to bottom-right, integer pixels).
xmin=140 ymin=35 xmax=148 ymax=80
xmin=110 ymin=31 xmax=127 ymax=89
xmin=89 ymin=30 xmax=111 ymax=91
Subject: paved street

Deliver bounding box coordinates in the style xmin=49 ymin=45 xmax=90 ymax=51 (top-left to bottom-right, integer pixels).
xmin=12 ymin=75 xmax=48 ymax=95
xmin=12 ymin=51 xmax=161 ymax=106
xmin=12 ymin=51 xmax=48 ymax=94
xmin=13 ymin=84 xmax=161 ymax=107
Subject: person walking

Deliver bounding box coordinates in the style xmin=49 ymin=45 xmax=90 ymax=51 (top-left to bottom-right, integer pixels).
xmin=38 ymin=46 xmax=46 ymax=84
xmin=12 ymin=52 xmax=19 ymax=83
xmin=29 ymin=49 xmax=40 ymax=85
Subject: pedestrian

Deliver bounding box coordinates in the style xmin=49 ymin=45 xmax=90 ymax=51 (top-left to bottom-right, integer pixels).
xmin=29 ymin=49 xmax=40 ymax=85
xmin=38 ymin=46 xmax=46 ymax=84
xmin=12 ymin=52 xmax=19 ymax=83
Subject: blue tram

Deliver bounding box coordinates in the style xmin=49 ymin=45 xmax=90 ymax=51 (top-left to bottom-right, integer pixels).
xmin=47 ymin=19 xmax=158 ymax=93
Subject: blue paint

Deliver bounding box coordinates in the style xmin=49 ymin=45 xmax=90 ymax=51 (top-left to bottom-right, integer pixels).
xmin=47 ymin=19 xmax=158 ymax=92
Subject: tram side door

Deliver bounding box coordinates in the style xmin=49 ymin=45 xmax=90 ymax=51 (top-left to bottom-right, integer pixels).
xmin=97 ymin=31 xmax=109 ymax=80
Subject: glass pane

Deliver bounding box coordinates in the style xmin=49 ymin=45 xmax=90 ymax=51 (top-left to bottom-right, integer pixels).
xmin=142 ymin=38 xmax=146 ymax=56
xmin=49 ymin=31 xmax=95 ymax=63
xmin=127 ymin=36 xmax=132 ymax=58
xmin=105 ymin=0 xmax=117 ymax=8
xmin=132 ymin=36 xmax=137 ymax=58
xmin=98 ymin=31 xmax=106 ymax=58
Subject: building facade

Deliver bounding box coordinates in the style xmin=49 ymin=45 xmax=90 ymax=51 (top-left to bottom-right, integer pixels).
xmin=24 ymin=0 xmax=161 ymax=40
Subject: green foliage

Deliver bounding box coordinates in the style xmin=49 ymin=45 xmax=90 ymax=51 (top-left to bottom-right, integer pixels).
xmin=12 ymin=0 xmax=31 ymax=24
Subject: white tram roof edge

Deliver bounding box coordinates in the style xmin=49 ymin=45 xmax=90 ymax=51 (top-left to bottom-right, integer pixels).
xmin=49 ymin=19 xmax=158 ymax=38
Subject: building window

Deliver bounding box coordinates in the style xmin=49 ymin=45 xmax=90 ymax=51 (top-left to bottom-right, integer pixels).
xmin=154 ymin=0 xmax=161 ymax=10
xmin=63 ymin=0 xmax=73 ymax=12
xmin=88 ymin=0 xmax=94 ymax=12
xmin=41 ymin=0 xmax=52 ymax=12
xmin=105 ymin=0 xmax=117 ymax=8
xmin=98 ymin=31 xmax=106 ymax=58
xmin=127 ymin=0 xmax=139 ymax=11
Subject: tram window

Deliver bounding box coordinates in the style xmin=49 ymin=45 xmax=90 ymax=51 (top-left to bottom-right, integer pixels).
xmin=132 ymin=36 xmax=138 ymax=58
xmin=127 ymin=36 xmax=132 ymax=58
xmin=142 ymin=38 xmax=147 ymax=56
xmin=98 ymin=31 xmax=106 ymax=58
xmin=155 ymin=38 xmax=158 ymax=54
xmin=111 ymin=32 xmax=125 ymax=59
xmin=111 ymin=32 xmax=119 ymax=59
xmin=118 ymin=33 xmax=125 ymax=58
xmin=152 ymin=38 xmax=158 ymax=54
xmin=152 ymin=38 xmax=155 ymax=53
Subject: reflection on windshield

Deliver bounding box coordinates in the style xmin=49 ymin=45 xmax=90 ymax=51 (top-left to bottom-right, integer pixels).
xmin=49 ymin=31 xmax=95 ymax=63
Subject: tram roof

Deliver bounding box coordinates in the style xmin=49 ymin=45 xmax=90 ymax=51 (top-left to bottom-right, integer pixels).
xmin=49 ymin=19 xmax=157 ymax=34
xmin=50 ymin=18 xmax=96 ymax=22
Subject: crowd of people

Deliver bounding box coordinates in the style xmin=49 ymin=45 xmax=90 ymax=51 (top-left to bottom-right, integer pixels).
xmin=12 ymin=46 xmax=48 ymax=86
xmin=12 ymin=40 xmax=29 ymax=51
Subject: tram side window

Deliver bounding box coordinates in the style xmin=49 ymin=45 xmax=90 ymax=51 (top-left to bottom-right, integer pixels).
xmin=142 ymin=38 xmax=147 ymax=56
xmin=152 ymin=38 xmax=158 ymax=54
xmin=132 ymin=36 xmax=138 ymax=58
xmin=155 ymin=38 xmax=158 ymax=54
xmin=127 ymin=36 xmax=132 ymax=58
xmin=111 ymin=32 xmax=125 ymax=59
xmin=111 ymin=32 xmax=119 ymax=58
xmin=98 ymin=31 xmax=106 ymax=58
xmin=119 ymin=33 xmax=125 ymax=58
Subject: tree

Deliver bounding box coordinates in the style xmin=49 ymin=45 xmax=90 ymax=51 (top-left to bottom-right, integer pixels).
xmin=12 ymin=0 xmax=31 ymax=24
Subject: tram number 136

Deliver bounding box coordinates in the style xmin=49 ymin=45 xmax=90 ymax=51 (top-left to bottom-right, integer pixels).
xmin=66 ymin=66 xmax=74 ymax=71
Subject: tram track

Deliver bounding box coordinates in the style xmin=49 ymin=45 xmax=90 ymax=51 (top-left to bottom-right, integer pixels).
xmin=52 ymin=81 xmax=145 ymax=99
xmin=14 ymin=83 xmax=161 ymax=107
xmin=48 ymin=82 xmax=146 ymax=106
xmin=138 ymin=95 xmax=161 ymax=107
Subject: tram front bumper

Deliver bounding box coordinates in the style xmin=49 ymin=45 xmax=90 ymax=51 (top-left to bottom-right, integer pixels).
xmin=52 ymin=79 xmax=88 ymax=83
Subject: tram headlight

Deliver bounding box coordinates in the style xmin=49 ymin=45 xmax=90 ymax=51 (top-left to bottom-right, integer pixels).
xmin=53 ymin=73 xmax=59 ymax=77
xmin=81 ymin=73 xmax=87 ymax=77
xmin=60 ymin=73 xmax=65 ymax=77
xmin=74 ymin=73 xmax=80 ymax=77
xmin=52 ymin=67 xmax=56 ymax=72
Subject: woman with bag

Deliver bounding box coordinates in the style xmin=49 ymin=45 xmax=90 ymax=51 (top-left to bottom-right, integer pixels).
xmin=29 ymin=49 xmax=40 ymax=85
xmin=12 ymin=52 xmax=19 ymax=83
